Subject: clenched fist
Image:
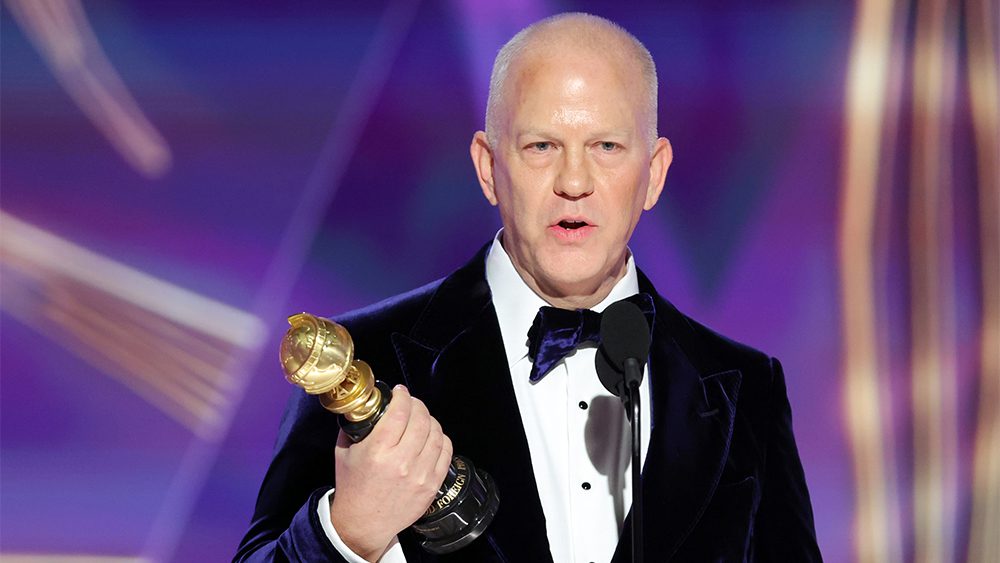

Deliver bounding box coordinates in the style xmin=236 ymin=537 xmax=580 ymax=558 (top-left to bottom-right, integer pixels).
xmin=330 ymin=385 xmax=453 ymax=562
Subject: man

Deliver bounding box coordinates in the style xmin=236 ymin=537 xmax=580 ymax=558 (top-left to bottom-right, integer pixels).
xmin=236 ymin=12 xmax=821 ymax=563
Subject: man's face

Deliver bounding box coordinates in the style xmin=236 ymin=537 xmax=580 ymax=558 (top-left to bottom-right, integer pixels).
xmin=473 ymin=50 xmax=671 ymax=304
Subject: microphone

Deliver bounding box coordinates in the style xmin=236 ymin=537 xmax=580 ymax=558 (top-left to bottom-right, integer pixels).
xmin=596 ymin=298 xmax=651 ymax=563
xmin=596 ymin=299 xmax=652 ymax=404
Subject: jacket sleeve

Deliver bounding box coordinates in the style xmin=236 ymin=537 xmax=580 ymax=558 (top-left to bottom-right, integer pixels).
xmin=751 ymin=357 xmax=823 ymax=561
xmin=234 ymin=390 xmax=351 ymax=563
xmin=235 ymin=488 xmax=352 ymax=563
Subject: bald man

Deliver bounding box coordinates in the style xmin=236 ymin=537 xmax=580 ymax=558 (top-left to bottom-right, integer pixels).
xmin=236 ymin=13 xmax=821 ymax=563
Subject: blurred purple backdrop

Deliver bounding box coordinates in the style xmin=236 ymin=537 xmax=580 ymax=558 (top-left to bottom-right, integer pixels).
xmin=2 ymin=1 xmax=996 ymax=562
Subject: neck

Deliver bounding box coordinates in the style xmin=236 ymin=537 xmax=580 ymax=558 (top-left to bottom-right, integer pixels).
xmin=510 ymin=253 xmax=629 ymax=311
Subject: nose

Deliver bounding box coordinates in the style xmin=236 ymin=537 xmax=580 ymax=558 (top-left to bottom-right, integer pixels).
xmin=554 ymin=148 xmax=593 ymax=199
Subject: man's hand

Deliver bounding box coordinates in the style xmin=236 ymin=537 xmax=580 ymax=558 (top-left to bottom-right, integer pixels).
xmin=330 ymin=384 xmax=453 ymax=562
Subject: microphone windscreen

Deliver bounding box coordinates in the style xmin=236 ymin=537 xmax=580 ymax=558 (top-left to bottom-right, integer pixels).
xmin=599 ymin=300 xmax=651 ymax=370
xmin=596 ymin=346 xmax=626 ymax=398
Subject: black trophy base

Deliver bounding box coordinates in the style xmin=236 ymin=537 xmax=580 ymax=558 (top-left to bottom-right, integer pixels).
xmin=337 ymin=381 xmax=500 ymax=554
xmin=411 ymin=455 xmax=500 ymax=554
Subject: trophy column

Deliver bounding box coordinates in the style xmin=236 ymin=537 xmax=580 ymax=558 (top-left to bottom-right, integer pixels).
xmin=279 ymin=313 xmax=500 ymax=554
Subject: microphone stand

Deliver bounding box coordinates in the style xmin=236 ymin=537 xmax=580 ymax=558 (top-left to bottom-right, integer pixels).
xmin=624 ymin=357 xmax=643 ymax=563
xmin=595 ymin=298 xmax=650 ymax=563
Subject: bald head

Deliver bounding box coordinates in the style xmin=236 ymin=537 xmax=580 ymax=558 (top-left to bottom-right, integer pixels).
xmin=485 ymin=13 xmax=658 ymax=148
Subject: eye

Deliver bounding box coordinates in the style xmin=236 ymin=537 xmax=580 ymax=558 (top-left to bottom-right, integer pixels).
xmin=530 ymin=141 xmax=552 ymax=152
xmin=598 ymin=141 xmax=619 ymax=152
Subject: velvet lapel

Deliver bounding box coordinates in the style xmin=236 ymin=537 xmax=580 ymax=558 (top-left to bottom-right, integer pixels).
xmin=390 ymin=246 xmax=553 ymax=563
xmin=610 ymin=271 xmax=742 ymax=562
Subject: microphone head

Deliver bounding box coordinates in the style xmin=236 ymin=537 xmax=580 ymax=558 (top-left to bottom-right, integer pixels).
xmin=595 ymin=299 xmax=651 ymax=398
xmin=595 ymin=347 xmax=626 ymax=398
xmin=600 ymin=300 xmax=652 ymax=369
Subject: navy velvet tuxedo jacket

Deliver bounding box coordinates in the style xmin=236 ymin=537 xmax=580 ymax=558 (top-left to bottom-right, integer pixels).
xmin=236 ymin=244 xmax=822 ymax=562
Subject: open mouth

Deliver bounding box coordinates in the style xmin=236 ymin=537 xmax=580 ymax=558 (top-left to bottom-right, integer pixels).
xmin=557 ymin=220 xmax=590 ymax=230
xmin=549 ymin=218 xmax=595 ymax=241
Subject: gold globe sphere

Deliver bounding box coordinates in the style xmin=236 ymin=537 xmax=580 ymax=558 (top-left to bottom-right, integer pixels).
xmin=279 ymin=313 xmax=382 ymax=421
xmin=280 ymin=313 xmax=354 ymax=395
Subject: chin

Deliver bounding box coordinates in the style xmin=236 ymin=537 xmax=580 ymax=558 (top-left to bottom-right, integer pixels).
xmin=537 ymin=255 xmax=608 ymax=297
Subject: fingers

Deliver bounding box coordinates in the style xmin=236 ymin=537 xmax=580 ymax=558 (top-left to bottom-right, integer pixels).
xmin=419 ymin=418 xmax=444 ymax=460
xmin=433 ymin=435 xmax=454 ymax=482
xmin=330 ymin=384 xmax=457 ymax=554
xmin=395 ymin=397 xmax=432 ymax=460
xmin=409 ymin=419 xmax=451 ymax=500
xmin=367 ymin=384 xmax=413 ymax=447
xmin=344 ymin=383 xmax=451 ymax=489
xmin=412 ymin=419 xmax=453 ymax=496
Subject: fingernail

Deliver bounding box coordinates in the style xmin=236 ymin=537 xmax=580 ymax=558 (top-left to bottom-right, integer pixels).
xmin=394 ymin=384 xmax=407 ymax=391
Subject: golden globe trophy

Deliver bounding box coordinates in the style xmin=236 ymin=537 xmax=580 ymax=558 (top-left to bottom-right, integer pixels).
xmin=279 ymin=313 xmax=499 ymax=554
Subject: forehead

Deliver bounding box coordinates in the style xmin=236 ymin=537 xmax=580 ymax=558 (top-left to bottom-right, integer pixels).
xmin=504 ymin=48 xmax=644 ymax=133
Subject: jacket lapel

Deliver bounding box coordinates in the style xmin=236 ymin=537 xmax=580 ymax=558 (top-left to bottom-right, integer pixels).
xmin=390 ymin=246 xmax=553 ymax=562
xmin=386 ymin=249 xmax=739 ymax=562
xmin=611 ymin=272 xmax=742 ymax=562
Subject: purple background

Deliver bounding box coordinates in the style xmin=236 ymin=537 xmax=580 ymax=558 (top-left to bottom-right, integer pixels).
xmin=1 ymin=1 xmax=990 ymax=561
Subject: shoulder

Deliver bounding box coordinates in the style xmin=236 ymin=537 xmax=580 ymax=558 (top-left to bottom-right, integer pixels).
xmin=334 ymin=278 xmax=443 ymax=339
xmin=326 ymin=278 xmax=444 ymax=378
xmin=649 ymin=279 xmax=773 ymax=369
xmin=653 ymin=294 xmax=782 ymax=410
xmin=671 ymin=304 xmax=775 ymax=376
xmin=329 ymin=241 xmax=493 ymax=363
xmin=332 ymin=241 xmax=493 ymax=340
xmin=638 ymin=268 xmax=773 ymax=374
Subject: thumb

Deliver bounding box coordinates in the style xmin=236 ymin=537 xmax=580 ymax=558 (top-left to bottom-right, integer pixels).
xmin=336 ymin=429 xmax=354 ymax=450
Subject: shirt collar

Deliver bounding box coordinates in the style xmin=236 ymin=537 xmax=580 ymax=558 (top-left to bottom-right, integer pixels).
xmin=485 ymin=230 xmax=640 ymax=367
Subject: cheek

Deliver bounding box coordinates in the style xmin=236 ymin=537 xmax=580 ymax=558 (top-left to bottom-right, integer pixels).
xmin=494 ymin=185 xmax=536 ymax=237
xmin=504 ymin=171 xmax=549 ymax=215
xmin=601 ymin=173 xmax=648 ymax=234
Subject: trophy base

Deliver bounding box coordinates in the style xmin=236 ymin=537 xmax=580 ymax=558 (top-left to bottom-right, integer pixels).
xmin=337 ymin=381 xmax=501 ymax=555
xmin=413 ymin=458 xmax=500 ymax=554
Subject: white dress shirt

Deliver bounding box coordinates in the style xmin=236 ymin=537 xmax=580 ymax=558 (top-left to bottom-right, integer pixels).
xmin=321 ymin=234 xmax=651 ymax=562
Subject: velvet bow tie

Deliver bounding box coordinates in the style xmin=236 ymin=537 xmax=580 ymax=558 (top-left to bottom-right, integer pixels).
xmin=526 ymin=293 xmax=655 ymax=382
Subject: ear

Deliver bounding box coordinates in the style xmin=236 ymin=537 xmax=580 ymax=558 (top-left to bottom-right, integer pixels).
xmin=470 ymin=131 xmax=498 ymax=206
xmin=643 ymin=137 xmax=672 ymax=210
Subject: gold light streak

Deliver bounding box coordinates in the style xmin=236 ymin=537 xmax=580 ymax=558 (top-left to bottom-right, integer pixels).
xmin=837 ymin=0 xmax=901 ymax=561
xmin=3 ymin=0 xmax=172 ymax=178
xmin=50 ymin=286 xmax=231 ymax=404
xmin=4 ymin=274 xmax=229 ymax=435
xmin=0 ymin=556 xmax=148 ymax=563
xmin=0 ymin=212 xmax=264 ymax=350
xmin=965 ymin=0 xmax=1000 ymax=560
xmin=0 ymin=212 xmax=266 ymax=437
xmin=59 ymin=283 xmax=240 ymax=391
xmin=48 ymin=306 xmax=224 ymax=433
xmin=870 ymin=5 xmax=909 ymax=553
xmin=909 ymin=0 xmax=961 ymax=561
